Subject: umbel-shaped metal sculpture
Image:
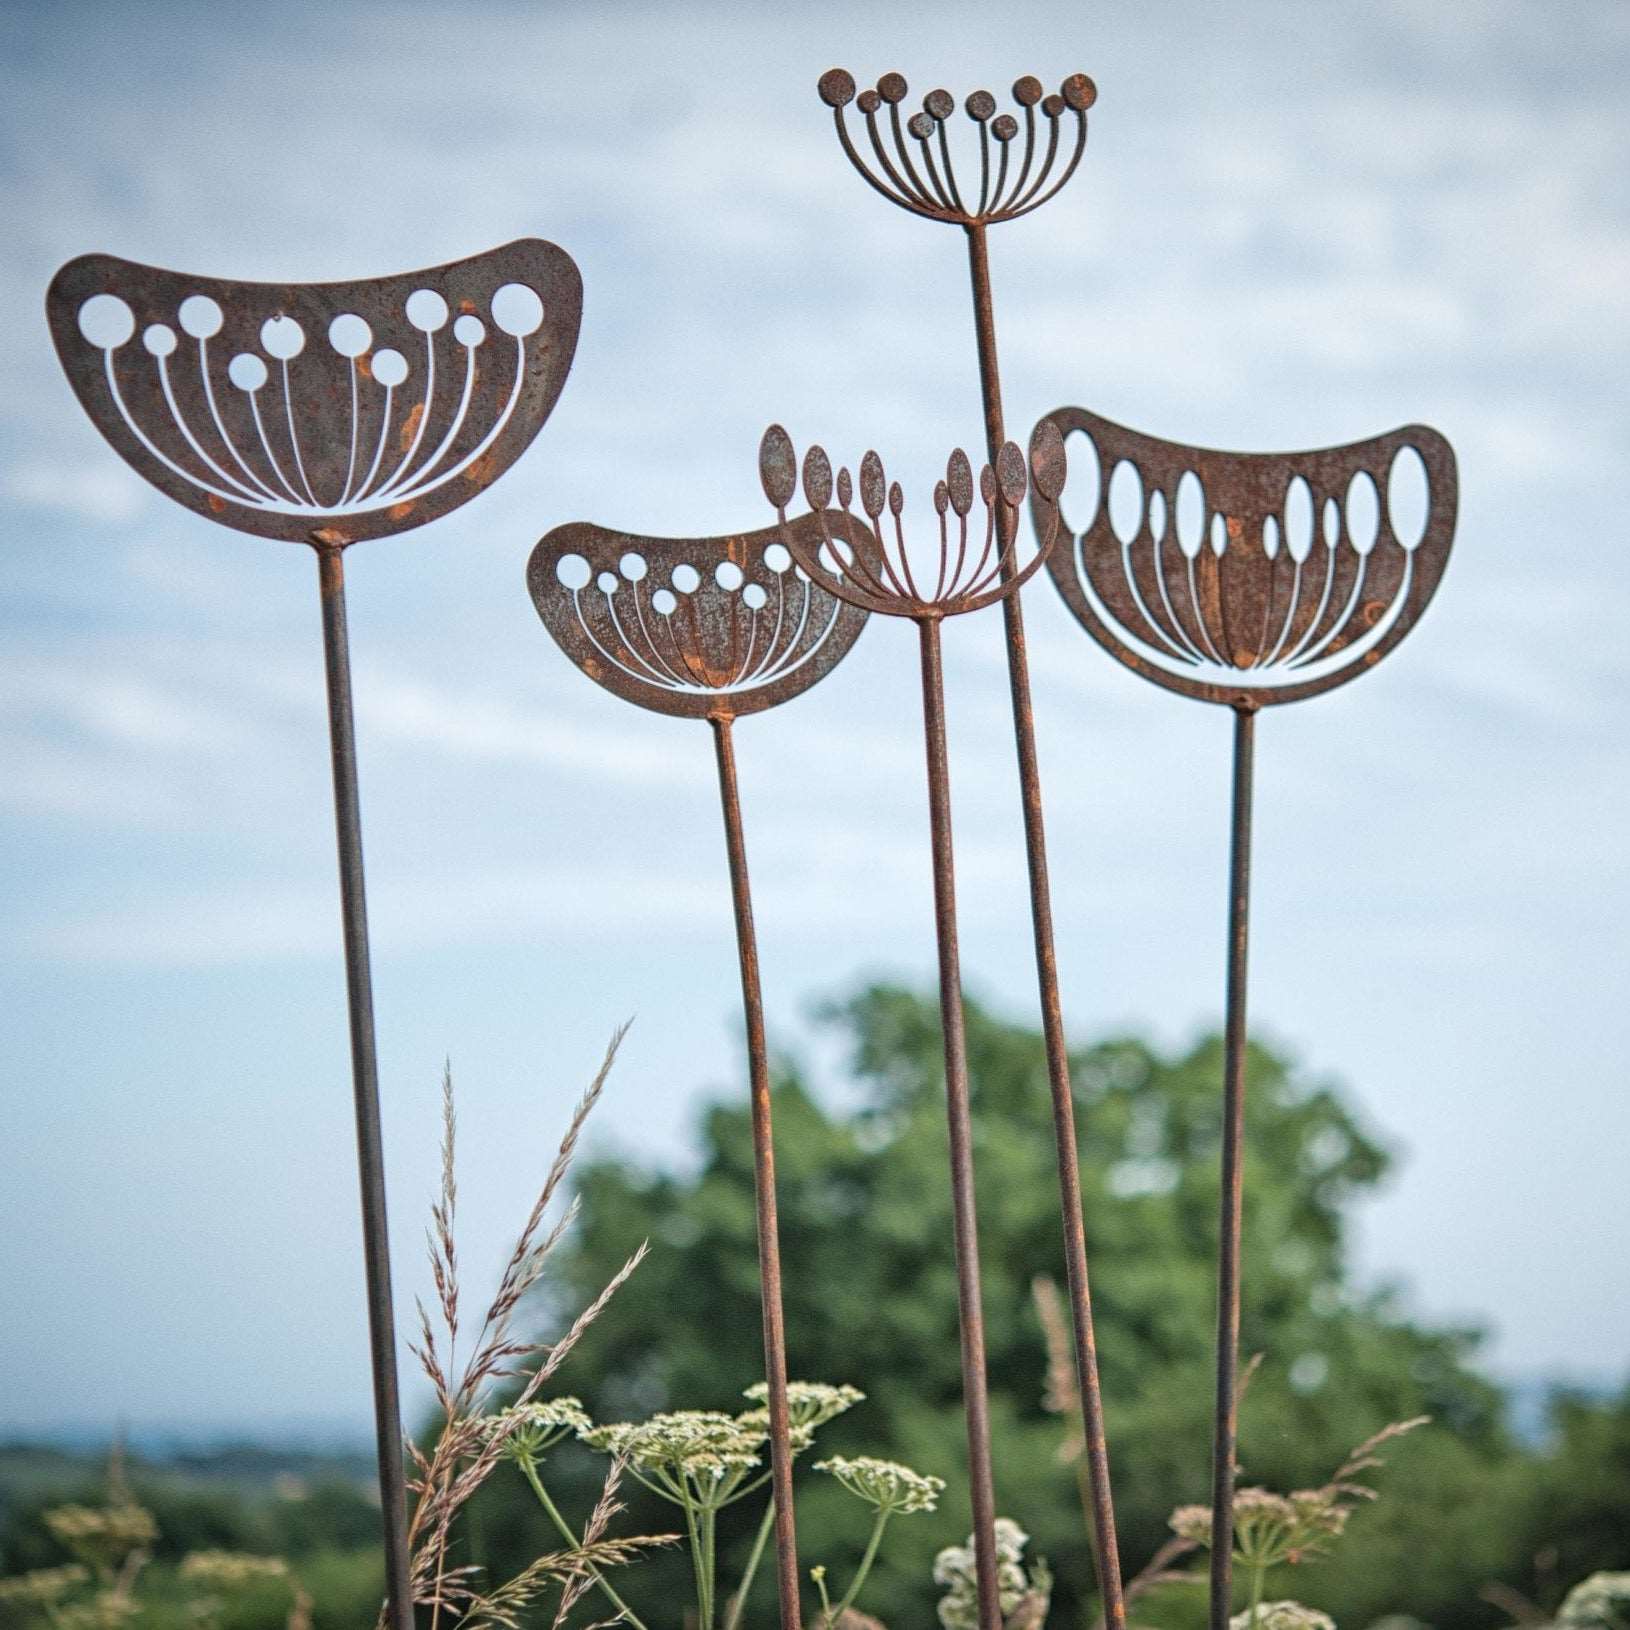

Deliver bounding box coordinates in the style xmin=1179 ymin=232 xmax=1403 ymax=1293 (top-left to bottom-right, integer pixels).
xmin=818 ymin=67 xmax=1127 ymax=1630
xmin=46 ymin=238 xmax=584 ymax=1630
xmin=1033 ymin=406 xmax=1458 ymax=1630
xmin=760 ymin=421 xmax=1065 ymax=1630
xmin=528 ymin=513 xmax=871 ymax=1630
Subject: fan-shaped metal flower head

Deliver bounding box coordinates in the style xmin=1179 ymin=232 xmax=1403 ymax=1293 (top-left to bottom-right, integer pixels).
xmin=527 ymin=516 xmax=870 ymax=721
xmin=46 ymin=238 xmax=582 ymax=544
xmin=1033 ymin=407 xmax=1458 ymax=707
xmin=758 ymin=420 xmax=1067 ymax=621
xmin=817 ymin=68 xmax=1096 ymax=226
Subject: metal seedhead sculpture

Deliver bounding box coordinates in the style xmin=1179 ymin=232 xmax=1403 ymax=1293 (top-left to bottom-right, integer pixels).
xmin=816 ymin=68 xmax=1127 ymax=1630
xmin=761 ymin=421 xmax=1064 ymax=1630
xmin=46 ymin=238 xmax=584 ymax=1630
xmin=1032 ymin=406 xmax=1458 ymax=1630
xmin=528 ymin=515 xmax=871 ymax=1630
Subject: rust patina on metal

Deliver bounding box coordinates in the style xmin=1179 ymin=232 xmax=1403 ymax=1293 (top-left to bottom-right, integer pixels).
xmin=761 ymin=421 xmax=1065 ymax=1630
xmin=528 ymin=514 xmax=872 ymax=1630
xmin=816 ymin=67 xmax=1125 ymax=1630
xmin=46 ymin=239 xmax=582 ymax=543
xmin=46 ymin=238 xmax=586 ymax=1630
xmin=1032 ymin=406 xmax=1458 ymax=1630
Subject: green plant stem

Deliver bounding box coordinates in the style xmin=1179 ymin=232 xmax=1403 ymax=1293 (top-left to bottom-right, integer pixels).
xmin=680 ymin=1484 xmax=711 ymax=1630
xmin=724 ymin=1499 xmax=778 ymax=1630
xmin=829 ymin=1508 xmax=891 ymax=1625
xmin=518 ymin=1458 xmax=650 ymax=1630
xmin=703 ymin=1502 xmax=719 ymax=1629
xmin=1248 ymin=1560 xmax=1266 ymax=1630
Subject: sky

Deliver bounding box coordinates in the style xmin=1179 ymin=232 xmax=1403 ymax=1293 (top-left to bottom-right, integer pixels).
xmin=1 ymin=0 xmax=1626 ymax=1440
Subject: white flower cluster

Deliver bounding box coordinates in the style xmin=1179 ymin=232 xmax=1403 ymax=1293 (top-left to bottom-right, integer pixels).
xmin=1230 ymin=1602 xmax=1336 ymax=1630
xmin=179 ymin=1551 xmax=291 ymax=1590
xmin=933 ymin=1519 xmax=1043 ymax=1630
xmin=583 ymin=1410 xmax=762 ymax=1482
xmin=741 ymin=1380 xmax=864 ymax=1430
xmin=814 ymin=1454 xmax=944 ymax=1515
xmin=482 ymin=1396 xmax=593 ymax=1460
xmin=1559 ymin=1571 xmax=1630 ymax=1630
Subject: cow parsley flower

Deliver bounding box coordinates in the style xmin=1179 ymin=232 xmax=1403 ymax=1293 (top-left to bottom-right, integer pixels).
xmin=1231 ymin=1601 xmax=1336 ymax=1630
xmin=814 ymin=1454 xmax=944 ymax=1514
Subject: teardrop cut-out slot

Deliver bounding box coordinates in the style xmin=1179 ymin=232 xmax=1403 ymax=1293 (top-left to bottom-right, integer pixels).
xmin=1108 ymin=459 xmax=1144 ymax=546
xmin=1262 ymin=514 xmax=1280 ymax=559
xmin=1148 ymin=487 xmax=1168 ymax=543
xmin=1323 ymin=497 xmax=1341 ymax=549
xmin=1175 ymin=470 xmax=1205 ymax=558
xmin=1346 ymin=471 xmax=1380 ymax=555
xmin=1388 ymin=444 xmax=1430 ymax=551
xmin=1284 ymin=475 xmax=1314 ymax=562
xmin=1059 ymin=429 xmax=1101 ymax=535
xmin=1210 ymin=511 xmax=1227 ymax=556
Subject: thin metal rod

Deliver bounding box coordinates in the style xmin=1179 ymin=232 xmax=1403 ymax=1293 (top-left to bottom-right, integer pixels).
xmin=313 ymin=543 xmax=414 ymax=1630
xmin=710 ymin=714 xmax=802 ymax=1630
xmin=964 ymin=220 xmax=1127 ymax=1629
xmin=917 ymin=616 xmax=1003 ymax=1630
xmin=1208 ymin=704 xmax=1256 ymax=1630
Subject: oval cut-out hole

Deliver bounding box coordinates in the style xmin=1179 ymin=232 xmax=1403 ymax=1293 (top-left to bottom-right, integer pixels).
xmin=491 ymin=282 xmax=544 ymax=336
xmin=715 ymin=560 xmax=744 ymax=590
xmin=763 ymin=542 xmax=791 ymax=573
xmin=329 ymin=313 xmax=372 ymax=358
xmin=143 ymin=323 xmax=177 ymax=357
xmin=555 ymin=553 xmax=591 ymax=590
xmin=228 ymin=353 xmax=267 ymax=392
xmin=79 ymin=294 xmax=135 ymax=348
xmin=261 ymin=315 xmax=305 ymax=359
xmin=619 ymin=552 xmax=647 ymax=582
xmin=1323 ymin=497 xmax=1341 ymax=549
xmin=177 ymin=294 xmax=223 ymax=340
xmin=371 ymin=349 xmax=408 ymax=387
xmin=1284 ymin=476 xmax=1314 ymax=561
xmin=1175 ymin=470 xmax=1205 ymax=558
xmin=1210 ymin=512 xmax=1227 ymax=555
xmin=405 ymin=289 xmax=448 ymax=331
xmin=1346 ymin=471 xmax=1380 ymax=554
xmin=1058 ymin=430 xmax=1100 ymax=535
xmin=453 ymin=314 xmax=486 ymax=347
xmin=1263 ymin=514 xmax=1280 ymax=559
xmin=651 ymin=587 xmax=677 ymax=615
xmin=672 ymin=563 xmax=701 ymax=594
xmin=821 ymin=536 xmax=855 ymax=573
xmin=596 ymin=571 xmax=619 ymax=594
xmin=1148 ymin=488 xmax=1167 ymax=542
xmin=1108 ymin=459 xmax=1144 ymax=545
xmin=743 ymin=582 xmax=768 ymax=610
xmin=1388 ymin=445 xmax=1430 ymax=550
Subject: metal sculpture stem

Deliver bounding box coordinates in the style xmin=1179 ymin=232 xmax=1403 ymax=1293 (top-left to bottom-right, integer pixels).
xmin=313 ymin=543 xmax=414 ymax=1630
xmin=964 ymin=221 xmax=1127 ymax=1630
xmin=1208 ymin=704 xmax=1256 ymax=1630
xmin=917 ymin=616 xmax=1003 ymax=1630
xmin=709 ymin=714 xmax=802 ymax=1630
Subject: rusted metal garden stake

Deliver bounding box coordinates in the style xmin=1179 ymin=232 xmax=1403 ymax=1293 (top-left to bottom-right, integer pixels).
xmin=46 ymin=241 xmax=584 ymax=1630
xmin=815 ymin=67 xmax=1128 ymax=1630
xmin=528 ymin=514 xmax=873 ymax=1630
xmin=762 ymin=422 xmax=1065 ymax=1630
xmin=1031 ymin=405 xmax=1458 ymax=1630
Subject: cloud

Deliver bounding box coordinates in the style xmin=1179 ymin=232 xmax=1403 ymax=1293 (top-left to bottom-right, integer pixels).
xmin=3 ymin=458 xmax=148 ymax=524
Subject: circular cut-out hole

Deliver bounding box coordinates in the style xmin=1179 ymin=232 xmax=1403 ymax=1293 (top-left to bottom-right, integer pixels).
xmin=329 ymin=313 xmax=372 ymax=358
xmin=1346 ymin=471 xmax=1380 ymax=554
xmin=1284 ymin=475 xmax=1314 ymax=562
xmin=405 ymin=289 xmax=449 ymax=331
xmin=228 ymin=352 xmax=268 ymax=391
xmin=743 ymin=582 xmax=768 ymax=610
xmin=143 ymin=323 xmax=177 ymax=357
xmin=652 ymin=587 xmax=677 ymax=615
xmin=672 ymin=563 xmax=701 ymax=594
xmin=1388 ymin=446 xmax=1429 ymax=550
xmin=619 ymin=552 xmax=648 ymax=582
xmin=596 ymin=571 xmax=619 ymax=594
xmin=555 ymin=553 xmax=591 ymax=590
xmin=371 ymin=348 xmax=408 ymax=387
xmin=491 ymin=282 xmax=544 ymax=336
xmin=1323 ymin=497 xmax=1340 ymax=548
xmin=763 ymin=542 xmax=792 ymax=573
xmin=261 ymin=315 xmax=305 ymax=359
xmin=1108 ymin=459 xmax=1143 ymax=545
xmin=453 ymin=313 xmax=486 ymax=347
xmin=1211 ymin=512 xmax=1228 ymax=555
xmin=1263 ymin=514 xmax=1280 ymax=559
xmin=1175 ymin=470 xmax=1205 ymax=558
xmin=78 ymin=294 xmax=135 ymax=348
xmin=1148 ymin=488 xmax=1167 ymax=542
xmin=178 ymin=294 xmax=223 ymax=339
xmin=1059 ymin=430 xmax=1101 ymax=534
xmin=715 ymin=560 xmax=744 ymax=591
